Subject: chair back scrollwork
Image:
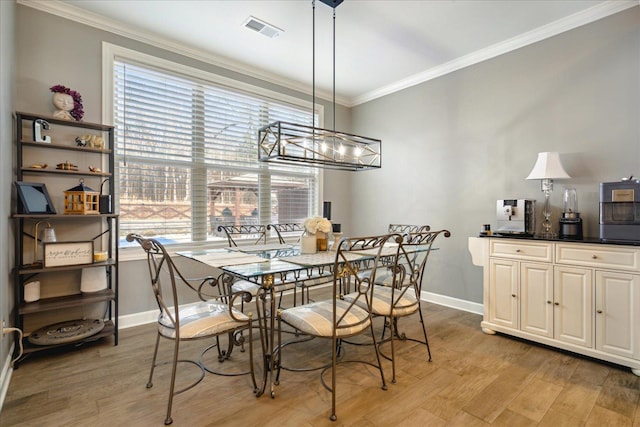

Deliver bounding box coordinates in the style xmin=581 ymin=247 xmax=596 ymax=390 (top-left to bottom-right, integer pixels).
xmin=217 ymin=224 xmax=267 ymax=247
xmin=388 ymin=223 xmax=430 ymax=234
xmin=267 ymin=223 xmax=305 ymax=244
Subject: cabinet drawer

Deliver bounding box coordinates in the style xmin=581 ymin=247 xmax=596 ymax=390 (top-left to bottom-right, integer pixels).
xmin=556 ymin=243 xmax=640 ymax=271
xmin=489 ymin=240 xmax=553 ymax=262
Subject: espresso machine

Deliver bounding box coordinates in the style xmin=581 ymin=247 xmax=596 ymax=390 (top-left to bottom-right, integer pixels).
xmin=600 ymin=180 xmax=640 ymax=243
xmin=495 ymin=199 xmax=535 ymax=235
xmin=559 ymin=188 xmax=583 ymax=239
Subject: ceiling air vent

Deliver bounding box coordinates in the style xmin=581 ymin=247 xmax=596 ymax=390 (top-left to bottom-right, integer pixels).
xmin=243 ymin=16 xmax=283 ymax=39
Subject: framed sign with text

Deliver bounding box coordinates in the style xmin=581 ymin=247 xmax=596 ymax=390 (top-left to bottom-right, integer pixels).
xmin=43 ymin=241 xmax=94 ymax=268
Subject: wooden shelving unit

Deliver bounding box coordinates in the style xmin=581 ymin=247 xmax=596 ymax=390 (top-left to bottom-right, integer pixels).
xmin=13 ymin=112 xmax=119 ymax=366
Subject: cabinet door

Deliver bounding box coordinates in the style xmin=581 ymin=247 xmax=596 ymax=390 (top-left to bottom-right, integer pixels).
xmin=489 ymin=258 xmax=519 ymax=329
xmin=520 ymin=262 xmax=553 ymax=338
xmin=595 ymin=271 xmax=640 ymax=359
xmin=554 ymin=266 xmax=593 ymax=348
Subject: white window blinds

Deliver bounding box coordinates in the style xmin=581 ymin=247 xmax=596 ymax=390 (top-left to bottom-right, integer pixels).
xmin=113 ymin=59 xmax=319 ymax=245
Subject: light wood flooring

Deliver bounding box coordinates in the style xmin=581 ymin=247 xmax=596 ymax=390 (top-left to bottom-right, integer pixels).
xmin=2 ymin=300 xmax=640 ymax=426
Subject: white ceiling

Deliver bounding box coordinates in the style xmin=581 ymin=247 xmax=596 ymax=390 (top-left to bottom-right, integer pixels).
xmin=27 ymin=0 xmax=637 ymax=106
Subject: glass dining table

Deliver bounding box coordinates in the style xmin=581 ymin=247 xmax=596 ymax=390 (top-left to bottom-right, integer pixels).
xmin=178 ymin=241 xmax=431 ymax=397
xmin=177 ymin=244 xmax=356 ymax=397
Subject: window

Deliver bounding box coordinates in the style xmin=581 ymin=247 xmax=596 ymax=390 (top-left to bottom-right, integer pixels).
xmin=106 ymin=46 xmax=320 ymax=246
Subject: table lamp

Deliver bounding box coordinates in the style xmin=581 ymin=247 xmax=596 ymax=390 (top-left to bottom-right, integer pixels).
xmin=526 ymin=152 xmax=570 ymax=238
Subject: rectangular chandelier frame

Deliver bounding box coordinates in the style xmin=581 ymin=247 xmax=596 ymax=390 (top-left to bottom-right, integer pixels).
xmin=258 ymin=121 xmax=381 ymax=171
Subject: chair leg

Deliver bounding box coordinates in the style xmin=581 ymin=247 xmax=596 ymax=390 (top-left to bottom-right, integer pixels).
xmin=417 ymin=307 xmax=432 ymax=362
xmin=165 ymin=338 xmax=180 ymax=425
xmin=147 ymin=332 xmax=161 ymax=388
xmin=388 ymin=316 xmax=397 ymax=384
xmin=330 ymin=337 xmax=338 ymax=421
xmin=369 ymin=321 xmax=388 ymax=392
xmin=247 ymin=320 xmax=258 ymax=393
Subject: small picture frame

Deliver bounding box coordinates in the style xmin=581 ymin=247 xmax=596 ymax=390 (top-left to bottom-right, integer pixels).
xmin=43 ymin=241 xmax=94 ymax=268
xmin=15 ymin=182 xmax=56 ymax=214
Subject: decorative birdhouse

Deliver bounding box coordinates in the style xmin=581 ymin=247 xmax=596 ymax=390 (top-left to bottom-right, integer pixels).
xmin=64 ymin=180 xmax=99 ymax=215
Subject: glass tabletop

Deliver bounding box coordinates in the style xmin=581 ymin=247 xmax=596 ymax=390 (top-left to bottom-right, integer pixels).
xmin=178 ymin=242 xmax=436 ymax=282
xmin=177 ymin=246 xmax=313 ymax=280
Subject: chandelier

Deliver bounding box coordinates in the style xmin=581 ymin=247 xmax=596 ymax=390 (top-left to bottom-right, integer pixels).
xmin=258 ymin=0 xmax=382 ymax=171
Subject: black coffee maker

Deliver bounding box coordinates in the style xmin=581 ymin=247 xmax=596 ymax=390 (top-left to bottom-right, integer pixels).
xmin=559 ymin=188 xmax=583 ymax=239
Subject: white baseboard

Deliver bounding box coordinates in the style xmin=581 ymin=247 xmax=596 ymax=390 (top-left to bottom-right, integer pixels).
xmin=0 ymin=343 xmax=15 ymax=413
xmin=421 ymin=291 xmax=483 ymax=315
xmin=119 ymin=309 xmax=159 ymax=329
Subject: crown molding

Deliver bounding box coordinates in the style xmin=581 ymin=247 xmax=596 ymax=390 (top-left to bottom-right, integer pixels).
xmin=18 ymin=0 xmax=638 ymax=108
xmin=351 ymin=0 xmax=638 ymax=106
xmin=17 ymin=0 xmax=349 ymax=107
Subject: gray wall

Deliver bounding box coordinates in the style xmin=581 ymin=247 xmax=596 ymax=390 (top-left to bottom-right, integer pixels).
xmin=350 ymin=7 xmax=640 ymax=303
xmin=1 ymin=0 xmax=16 ymax=383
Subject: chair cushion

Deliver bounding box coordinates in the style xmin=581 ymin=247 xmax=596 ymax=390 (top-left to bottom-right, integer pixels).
xmin=158 ymin=301 xmax=249 ymax=339
xmin=343 ymin=286 xmax=419 ymax=317
xmin=280 ymin=300 xmax=370 ymax=338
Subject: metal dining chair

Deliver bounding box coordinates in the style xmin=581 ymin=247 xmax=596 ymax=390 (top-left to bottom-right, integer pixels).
xmin=267 ymin=222 xmax=305 ymax=244
xmin=127 ymin=233 xmax=257 ymax=425
xmin=388 ymin=223 xmax=431 ymax=233
xmin=275 ymin=234 xmax=393 ymax=421
xmin=217 ymin=224 xmax=267 ymax=247
xmin=217 ymin=224 xmax=298 ymax=309
xmin=268 ymin=222 xmax=331 ymax=306
xmin=343 ymin=229 xmax=451 ymax=383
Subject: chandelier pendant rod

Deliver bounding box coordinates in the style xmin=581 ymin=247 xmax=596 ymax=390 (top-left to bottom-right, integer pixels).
xmin=332 ymin=6 xmax=336 ymax=134
xmin=312 ymin=0 xmax=316 ymax=142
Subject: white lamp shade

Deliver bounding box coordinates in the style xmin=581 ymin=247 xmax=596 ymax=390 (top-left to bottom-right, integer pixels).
xmin=526 ymin=152 xmax=570 ymax=180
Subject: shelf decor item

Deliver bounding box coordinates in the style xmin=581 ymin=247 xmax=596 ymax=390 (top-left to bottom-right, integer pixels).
xmin=81 ymin=267 xmax=108 ymax=293
xmin=15 ymin=181 xmax=56 ymax=214
xmin=28 ymin=319 xmax=104 ymax=346
xmin=33 ymin=220 xmax=56 ymax=264
xmin=50 ymin=84 xmax=84 ymax=121
xmin=63 ymin=179 xmax=99 ymax=215
xmin=24 ymin=281 xmax=40 ymax=303
xmin=32 ymin=118 xmax=51 ymax=143
xmin=43 ymin=241 xmax=94 ymax=268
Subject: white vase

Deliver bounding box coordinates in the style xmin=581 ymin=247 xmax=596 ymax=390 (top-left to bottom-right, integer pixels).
xmin=300 ymin=235 xmax=317 ymax=254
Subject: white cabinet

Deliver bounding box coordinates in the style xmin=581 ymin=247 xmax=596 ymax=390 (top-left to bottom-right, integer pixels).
xmin=553 ymin=266 xmax=592 ymax=348
xmin=488 ymin=258 xmax=518 ymax=329
xmin=469 ymin=237 xmax=640 ymax=376
xmin=594 ymin=270 xmax=640 ymax=359
xmin=520 ymin=262 xmax=553 ymax=338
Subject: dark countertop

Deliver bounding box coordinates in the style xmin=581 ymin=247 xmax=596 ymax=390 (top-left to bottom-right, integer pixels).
xmin=478 ymin=233 xmax=640 ymax=247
